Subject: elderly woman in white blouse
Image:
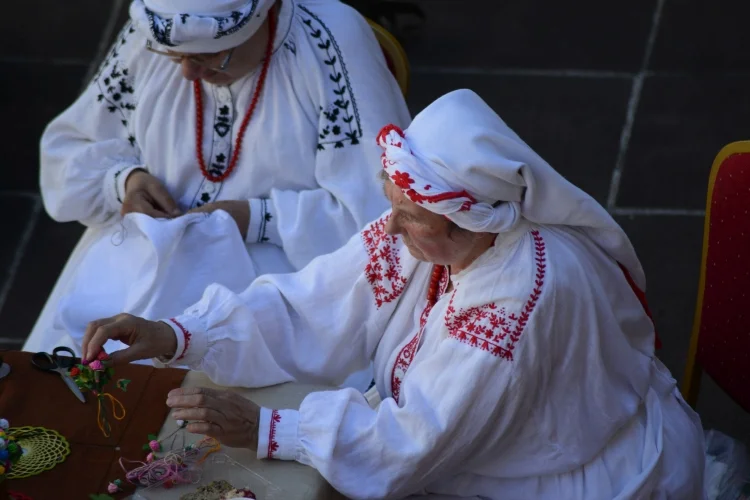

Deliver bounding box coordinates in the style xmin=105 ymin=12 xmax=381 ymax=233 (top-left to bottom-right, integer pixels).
xmin=83 ymin=90 xmax=706 ymax=499
xmin=25 ymin=0 xmax=408 ymax=393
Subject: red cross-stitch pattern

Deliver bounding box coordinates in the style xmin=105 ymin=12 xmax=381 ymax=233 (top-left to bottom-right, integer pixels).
xmin=170 ymin=318 xmax=192 ymax=361
xmin=444 ymin=230 xmax=546 ymax=360
xmin=267 ymin=409 xmax=281 ymax=459
xmin=362 ymin=215 xmax=408 ymax=308
xmin=391 ymin=269 xmax=450 ymax=404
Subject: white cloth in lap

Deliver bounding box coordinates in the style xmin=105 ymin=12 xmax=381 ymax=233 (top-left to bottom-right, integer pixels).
xmin=56 ymin=211 xmax=256 ymax=359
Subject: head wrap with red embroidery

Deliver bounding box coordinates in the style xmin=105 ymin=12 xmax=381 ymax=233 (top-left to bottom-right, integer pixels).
xmin=376 ymin=89 xmax=647 ymax=290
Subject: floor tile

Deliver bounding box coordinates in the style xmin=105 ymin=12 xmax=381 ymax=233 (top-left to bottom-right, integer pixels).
xmin=617 ymin=74 xmax=750 ymax=209
xmin=650 ymin=0 xmax=750 ymax=71
xmin=0 ymin=214 xmax=84 ymax=341
xmin=616 ymin=215 xmax=703 ymax=379
xmin=697 ymin=375 xmax=750 ymax=442
xmin=0 ymin=196 xmax=35 ymax=291
xmin=0 ymin=63 xmax=87 ymax=192
xmin=408 ymin=72 xmax=632 ymax=204
xmin=1 ymin=0 xmax=114 ymax=60
xmin=401 ymin=0 xmax=656 ymax=71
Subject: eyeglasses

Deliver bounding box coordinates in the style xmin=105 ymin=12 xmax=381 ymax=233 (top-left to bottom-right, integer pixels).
xmin=145 ymin=40 xmax=235 ymax=72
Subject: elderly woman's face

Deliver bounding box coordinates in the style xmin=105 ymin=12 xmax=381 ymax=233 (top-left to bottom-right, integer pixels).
xmin=383 ymin=179 xmax=482 ymax=266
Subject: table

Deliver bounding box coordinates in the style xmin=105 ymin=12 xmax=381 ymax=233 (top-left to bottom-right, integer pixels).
xmin=0 ymin=351 xmax=344 ymax=500
xmin=155 ymin=371 xmax=346 ymax=500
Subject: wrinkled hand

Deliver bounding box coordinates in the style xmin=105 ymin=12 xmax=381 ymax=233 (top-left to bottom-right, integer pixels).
xmin=82 ymin=313 xmax=177 ymax=364
xmin=167 ymin=387 xmax=260 ymax=451
xmin=186 ymin=200 xmax=250 ymax=240
xmin=122 ymin=169 xmax=182 ymax=219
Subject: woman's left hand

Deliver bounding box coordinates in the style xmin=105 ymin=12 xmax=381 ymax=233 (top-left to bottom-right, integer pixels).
xmin=167 ymin=387 xmax=260 ymax=451
xmin=187 ymin=200 xmax=250 ymax=240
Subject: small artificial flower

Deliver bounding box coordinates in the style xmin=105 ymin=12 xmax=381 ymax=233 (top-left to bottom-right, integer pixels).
xmin=0 ymin=464 xmax=5 ymax=475
xmin=0 ymin=438 xmax=5 ymax=448
xmin=0 ymin=419 xmax=8 ymax=430
xmin=0 ymin=449 xmax=8 ymax=460
xmin=70 ymin=366 xmax=81 ymax=377
xmin=106 ymin=479 xmax=122 ymax=494
xmin=146 ymin=452 xmax=155 ymax=463
xmin=176 ymin=419 xmax=185 ymax=428
xmin=89 ymin=360 xmax=104 ymax=371
xmin=149 ymin=440 xmax=161 ymax=452
xmin=81 ymin=358 xmax=89 ymax=366
xmin=97 ymin=350 xmax=110 ymax=361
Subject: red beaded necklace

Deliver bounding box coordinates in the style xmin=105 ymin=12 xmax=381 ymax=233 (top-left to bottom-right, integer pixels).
xmin=427 ymin=265 xmax=446 ymax=305
xmin=193 ymin=10 xmax=277 ymax=183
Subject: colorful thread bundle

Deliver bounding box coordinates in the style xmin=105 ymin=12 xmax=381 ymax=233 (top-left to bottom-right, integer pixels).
xmin=0 ymin=419 xmax=23 ymax=478
xmin=119 ymin=437 xmax=221 ymax=489
xmin=69 ymin=350 xmax=129 ymax=437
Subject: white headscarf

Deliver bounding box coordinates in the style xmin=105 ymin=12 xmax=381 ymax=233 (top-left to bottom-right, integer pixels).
xmin=377 ymin=89 xmax=646 ymax=288
xmin=129 ymin=0 xmax=275 ymax=53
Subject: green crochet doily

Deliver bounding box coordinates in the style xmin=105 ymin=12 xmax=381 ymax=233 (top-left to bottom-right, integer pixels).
xmin=6 ymin=426 xmax=70 ymax=479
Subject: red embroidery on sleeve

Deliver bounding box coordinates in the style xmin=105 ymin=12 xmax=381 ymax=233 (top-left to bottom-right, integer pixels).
xmin=267 ymin=409 xmax=281 ymax=459
xmin=444 ymin=230 xmax=546 ymax=360
xmin=170 ymin=318 xmax=192 ymax=361
xmin=362 ymin=215 xmax=408 ymax=308
xmin=391 ymin=269 xmax=450 ymax=404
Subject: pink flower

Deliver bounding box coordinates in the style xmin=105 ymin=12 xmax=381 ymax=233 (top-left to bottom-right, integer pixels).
xmin=88 ymin=360 xmax=104 ymax=371
xmin=107 ymin=482 xmax=120 ymax=494
xmin=81 ymin=358 xmax=89 ymax=366
xmin=149 ymin=440 xmax=161 ymax=452
xmin=146 ymin=452 xmax=155 ymax=463
xmin=96 ymin=350 xmax=110 ymax=361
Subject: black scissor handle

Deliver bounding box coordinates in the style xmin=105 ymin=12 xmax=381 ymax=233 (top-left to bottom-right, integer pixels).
xmin=30 ymin=351 xmax=57 ymax=371
xmin=51 ymin=347 xmax=77 ymax=368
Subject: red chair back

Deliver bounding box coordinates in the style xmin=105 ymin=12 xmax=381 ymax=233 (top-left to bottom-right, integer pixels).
xmin=683 ymin=141 xmax=750 ymax=412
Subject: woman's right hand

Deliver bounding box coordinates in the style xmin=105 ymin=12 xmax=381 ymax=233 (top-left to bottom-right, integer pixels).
xmin=82 ymin=314 xmax=177 ymax=364
xmin=122 ymin=169 xmax=182 ymax=219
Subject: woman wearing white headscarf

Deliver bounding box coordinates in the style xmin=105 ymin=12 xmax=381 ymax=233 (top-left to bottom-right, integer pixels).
xmin=82 ymin=90 xmax=705 ymax=499
xmin=26 ymin=0 xmax=409 ymax=387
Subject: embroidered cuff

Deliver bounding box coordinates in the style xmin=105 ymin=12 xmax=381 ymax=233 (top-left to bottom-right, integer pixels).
xmin=153 ymin=316 xmax=208 ymax=367
xmin=247 ymin=198 xmax=281 ymax=246
xmin=257 ymin=408 xmax=299 ymax=461
xmin=103 ymin=164 xmax=143 ymax=213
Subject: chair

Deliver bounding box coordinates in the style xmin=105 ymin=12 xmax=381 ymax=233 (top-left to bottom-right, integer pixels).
xmin=368 ymin=19 xmax=410 ymax=96
xmin=682 ymin=140 xmax=750 ymax=412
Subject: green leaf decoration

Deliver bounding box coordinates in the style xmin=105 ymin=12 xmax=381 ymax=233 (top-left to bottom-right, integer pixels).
xmin=116 ymin=379 xmax=131 ymax=392
xmin=147 ymin=434 xmax=158 ymax=441
xmin=89 ymin=495 xmax=114 ymax=500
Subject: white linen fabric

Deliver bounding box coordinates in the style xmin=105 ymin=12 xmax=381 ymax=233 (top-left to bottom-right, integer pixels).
xmin=56 ymin=211 xmax=256 ymax=358
xmin=378 ymin=89 xmax=646 ymax=290
xmin=158 ymin=214 xmax=705 ymax=499
xmin=129 ymin=0 xmax=275 ymax=54
xmin=25 ymin=0 xmax=409 ymax=386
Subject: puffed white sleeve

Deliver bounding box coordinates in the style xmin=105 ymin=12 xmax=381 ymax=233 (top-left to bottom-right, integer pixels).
xmin=244 ymin=2 xmax=411 ymax=268
xmin=157 ymin=213 xmax=419 ymax=389
xmin=40 ymin=22 xmax=146 ymax=227
xmin=254 ymin=298 xmax=541 ymax=500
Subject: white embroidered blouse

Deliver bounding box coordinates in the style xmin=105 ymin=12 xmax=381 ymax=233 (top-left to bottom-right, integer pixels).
xmin=40 ymin=0 xmax=408 ymax=270
xmin=159 ymin=213 xmax=706 ymax=499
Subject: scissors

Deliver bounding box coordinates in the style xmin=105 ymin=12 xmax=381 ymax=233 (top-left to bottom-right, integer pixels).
xmin=31 ymin=347 xmax=86 ymax=403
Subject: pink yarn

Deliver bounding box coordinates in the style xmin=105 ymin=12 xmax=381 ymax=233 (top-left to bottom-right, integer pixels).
xmin=119 ymin=447 xmax=203 ymax=488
